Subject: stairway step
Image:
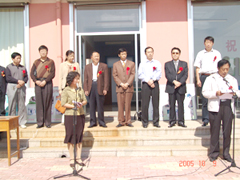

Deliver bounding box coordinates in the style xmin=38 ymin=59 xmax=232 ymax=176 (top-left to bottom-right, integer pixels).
xmin=21 ymin=135 xmax=240 ymax=148
xmin=9 ymin=120 xmax=240 ymax=139
xmin=6 ymin=145 xmax=240 ymax=158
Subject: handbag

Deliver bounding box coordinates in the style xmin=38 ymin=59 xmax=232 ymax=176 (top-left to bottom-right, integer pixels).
xmin=55 ymin=100 xmax=66 ymax=114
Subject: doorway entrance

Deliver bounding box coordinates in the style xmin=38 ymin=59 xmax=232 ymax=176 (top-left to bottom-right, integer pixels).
xmin=77 ymin=33 xmax=141 ymax=113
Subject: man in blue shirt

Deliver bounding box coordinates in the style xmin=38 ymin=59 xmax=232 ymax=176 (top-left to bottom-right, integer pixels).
xmin=138 ymin=47 xmax=162 ymax=128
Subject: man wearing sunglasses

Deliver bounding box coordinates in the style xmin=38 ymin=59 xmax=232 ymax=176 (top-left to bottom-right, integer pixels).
xmin=165 ymin=47 xmax=188 ymax=128
xmin=194 ymin=36 xmax=222 ymax=127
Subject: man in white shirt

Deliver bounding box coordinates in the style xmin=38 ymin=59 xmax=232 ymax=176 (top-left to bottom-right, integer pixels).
xmin=138 ymin=47 xmax=162 ymax=128
xmin=202 ymin=59 xmax=239 ymax=162
xmin=194 ymin=36 xmax=222 ymax=126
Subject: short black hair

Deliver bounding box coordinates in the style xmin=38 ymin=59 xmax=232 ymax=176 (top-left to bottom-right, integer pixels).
xmin=171 ymin=47 xmax=181 ymax=54
xmin=145 ymin=46 xmax=154 ymax=53
xmin=11 ymin=52 xmax=21 ymax=59
xmin=66 ymin=71 xmax=80 ymax=87
xmin=118 ymin=48 xmax=127 ymax=55
xmin=65 ymin=50 xmax=74 ymax=61
xmin=91 ymin=51 xmax=99 ymax=57
xmin=217 ymin=59 xmax=231 ymax=69
xmin=38 ymin=45 xmax=48 ymax=52
xmin=204 ymin=36 xmax=214 ymax=43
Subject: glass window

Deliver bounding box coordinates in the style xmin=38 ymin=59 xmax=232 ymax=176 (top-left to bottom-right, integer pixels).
xmin=0 ymin=8 xmax=24 ymax=67
xmin=193 ymin=2 xmax=240 ymax=81
xmin=76 ymin=4 xmax=140 ymax=33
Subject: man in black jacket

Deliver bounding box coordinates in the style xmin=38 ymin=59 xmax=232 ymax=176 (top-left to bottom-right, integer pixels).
xmin=165 ymin=47 xmax=188 ymax=128
xmin=0 ymin=65 xmax=6 ymax=116
xmin=0 ymin=65 xmax=7 ymax=140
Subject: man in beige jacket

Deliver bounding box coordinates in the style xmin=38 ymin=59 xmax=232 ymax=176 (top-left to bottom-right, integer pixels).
xmin=113 ymin=48 xmax=135 ymax=127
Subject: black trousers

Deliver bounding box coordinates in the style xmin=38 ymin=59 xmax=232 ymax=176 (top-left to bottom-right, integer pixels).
xmin=141 ymin=81 xmax=159 ymax=126
xmin=35 ymin=82 xmax=53 ymax=126
xmin=0 ymin=91 xmax=5 ymax=116
xmin=200 ymin=75 xmax=209 ymax=123
xmin=89 ymin=81 xmax=105 ymax=126
xmin=168 ymin=91 xmax=185 ymax=124
xmin=209 ymin=100 xmax=233 ymax=159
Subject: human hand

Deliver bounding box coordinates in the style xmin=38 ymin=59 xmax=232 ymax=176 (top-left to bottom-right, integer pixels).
xmin=148 ymin=79 xmax=154 ymax=86
xmin=216 ymin=91 xmax=224 ymax=96
xmin=103 ymin=90 xmax=107 ymax=95
xmin=173 ymin=80 xmax=181 ymax=89
xmin=18 ymin=80 xmax=25 ymax=86
xmin=150 ymin=83 xmax=155 ymax=88
xmin=40 ymin=80 xmax=46 ymax=87
xmin=36 ymin=80 xmax=41 ymax=86
xmin=197 ymin=79 xmax=201 ymax=87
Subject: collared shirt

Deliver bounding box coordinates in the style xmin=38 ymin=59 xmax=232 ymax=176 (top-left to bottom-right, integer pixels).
xmin=202 ymin=73 xmax=240 ymax=112
xmin=194 ymin=48 xmax=221 ymax=74
xmin=173 ymin=59 xmax=179 ymax=81
xmin=173 ymin=59 xmax=179 ymax=71
xmin=92 ymin=63 xmax=99 ymax=81
xmin=120 ymin=60 xmax=127 ymax=66
xmin=138 ymin=58 xmax=162 ymax=82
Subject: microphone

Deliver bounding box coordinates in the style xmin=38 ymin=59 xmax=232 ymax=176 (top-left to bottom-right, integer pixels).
xmin=223 ymin=77 xmax=229 ymax=84
xmin=76 ymin=83 xmax=79 ymax=91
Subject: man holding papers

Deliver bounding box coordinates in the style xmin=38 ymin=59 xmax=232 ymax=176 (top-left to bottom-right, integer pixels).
xmin=202 ymin=59 xmax=240 ymax=162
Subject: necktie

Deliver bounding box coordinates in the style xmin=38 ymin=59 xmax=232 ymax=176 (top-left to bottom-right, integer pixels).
xmin=122 ymin=61 xmax=125 ymax=68
xmin=174 ymin=61 xmax=178 ymax=71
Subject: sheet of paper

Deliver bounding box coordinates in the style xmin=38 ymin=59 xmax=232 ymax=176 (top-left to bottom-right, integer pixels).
xmin=219 ymin=93 xmax=233 ymax=99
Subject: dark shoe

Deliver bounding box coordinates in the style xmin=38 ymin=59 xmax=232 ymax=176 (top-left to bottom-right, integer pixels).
xmin=154 ymin=124 xmax=160 ymax=128
xmin=88 ymin=124 xmax=97 ymax=128
xmin=143 ymin=125 xmax=148 ymax=128
xmin=223 ymin=156 xmax=233 ymax=162
xmin=100 ymin=124 xmax=107 ymax=128
xmin=116 ymin=123 xmax=123 ymax=128
xmin=46 ymin=125 xmax=51 ymax=128
xmin=209 ymin=156 xmax=217 ymax=162
xmin=76 ymin=160 xmax=86 ymax=166
xmin=202 ymin=122 xmax=208 ymax=127
xmin=78 ymin=162 xmax=86 ymax=166
xmin=127 ymin=124 xmax=133 ymax=127
xmin=36 ymin=125 xmax=43 ymax=128
xmin=178 ymin=122 xmax=187 ymax=128
xmin=168 ymin=122 xmax=176 ymax=128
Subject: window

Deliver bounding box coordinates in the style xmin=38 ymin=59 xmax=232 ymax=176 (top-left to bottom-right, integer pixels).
xmin=76 ymin=4 xmax=140 ymax=33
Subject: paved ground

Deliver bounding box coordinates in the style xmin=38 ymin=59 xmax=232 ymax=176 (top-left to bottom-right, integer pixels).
xmin=1 ymin=156 xmax=240 ymax=180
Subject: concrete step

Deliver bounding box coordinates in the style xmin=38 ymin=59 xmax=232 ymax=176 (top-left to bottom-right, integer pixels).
xmin=24 ymin=135 xmax=240 ymax=148
xmin=1 ymin=145 xmax=238 ymax=158
xmin=9 ymin=121 xmax=240 ymax=139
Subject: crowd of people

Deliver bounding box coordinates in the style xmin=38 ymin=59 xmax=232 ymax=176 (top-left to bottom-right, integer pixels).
xmin=0 ymin=35 xmax=238 ymax=165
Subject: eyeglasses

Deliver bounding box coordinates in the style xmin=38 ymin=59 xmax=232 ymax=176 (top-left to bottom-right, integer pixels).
xmin=172 ymin=52 xmax=179 ymax=54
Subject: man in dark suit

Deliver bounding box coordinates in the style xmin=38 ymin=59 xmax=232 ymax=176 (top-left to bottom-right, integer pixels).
xmin=112 ymin=48 xmax=135 ymax=127
xmin=0 ymin=65 xmax=6 ymax=116
xmin=84 ymin=51 xmax=109 ymax=128
xmin=165 ymin=47 xmax=188 ymax=128
xmin=0 ymin=65 xmax=6 ymax=140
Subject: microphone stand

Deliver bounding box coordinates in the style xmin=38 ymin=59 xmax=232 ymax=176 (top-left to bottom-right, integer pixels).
xmin=215 ymin=79 xmax=240 ymax=176
xmin=54 ymin=87 xmax=90 ymax=180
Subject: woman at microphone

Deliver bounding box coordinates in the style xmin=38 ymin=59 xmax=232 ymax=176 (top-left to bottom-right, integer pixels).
xmin=61 ymin=71 xmax=87 ymax=167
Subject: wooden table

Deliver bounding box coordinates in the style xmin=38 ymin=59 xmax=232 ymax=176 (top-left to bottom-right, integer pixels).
xmin=0 ymin=116 xmax=20 ymax=166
